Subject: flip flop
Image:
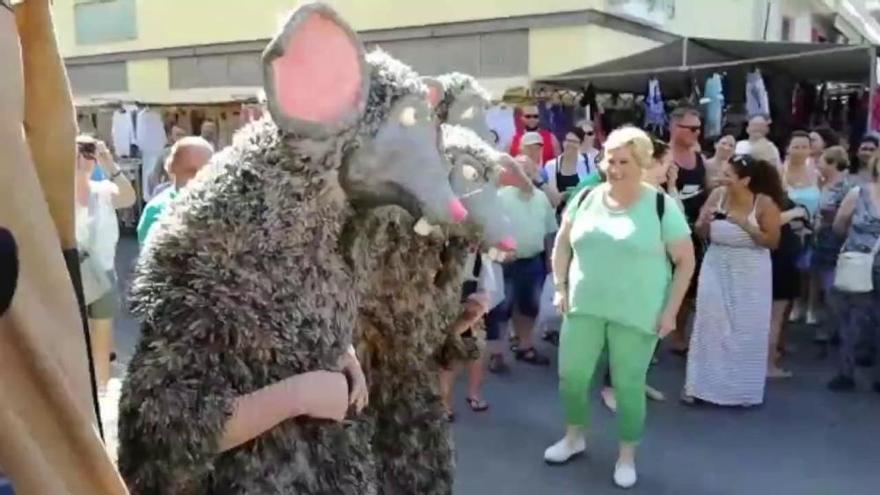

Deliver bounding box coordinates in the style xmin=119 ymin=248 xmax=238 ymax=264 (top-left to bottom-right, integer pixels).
xmin=465 ymin=397 xmax=489 ymax=412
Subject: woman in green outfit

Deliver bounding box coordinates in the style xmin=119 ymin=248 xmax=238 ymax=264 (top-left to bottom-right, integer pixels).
xmin=544 ymin=127 xmax=695 ymax=489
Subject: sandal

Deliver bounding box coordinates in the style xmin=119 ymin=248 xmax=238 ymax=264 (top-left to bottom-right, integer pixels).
xmin=465 ymin=397 xmax=489 ymax=412
xmin=488 ymin=353 xmax=509 ymax=374
xmin=509 ymin=335 xmax=520 ymax=352
xmin=542 ymin=330 xmax=560 ymax=346
xmin=515 ymin=347 xmax=550 ymax=366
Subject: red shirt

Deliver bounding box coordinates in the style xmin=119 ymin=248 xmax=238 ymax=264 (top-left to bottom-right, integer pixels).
xmin=509 ymin=129 xmax=556 ymax=163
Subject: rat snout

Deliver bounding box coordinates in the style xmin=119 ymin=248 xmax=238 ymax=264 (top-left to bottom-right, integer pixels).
xmin=497 ymin=235 xmax=517 ymax=252
xmin=449 ymin=198 xmax=468 ymax=223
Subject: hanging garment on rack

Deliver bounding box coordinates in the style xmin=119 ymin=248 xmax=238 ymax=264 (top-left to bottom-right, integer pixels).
xmin=111 ymin=108 xmax=135 ymax=157
xmin=745 ymin=69 xmax=771 ymax=118
xmin=135 ymin=108 xmax=166 ymax=154
xmin=703 ymin=73 xmax=725 ymax=138
xmin=486 ymin=104 xmax=516 ymax=151
xmin=549 ymin=102 xmax=573 ymax=143
xmin=872 ymin=88 xmax=880 ymax=132
xmin=644 ymin=78 xmax=667 ymax=134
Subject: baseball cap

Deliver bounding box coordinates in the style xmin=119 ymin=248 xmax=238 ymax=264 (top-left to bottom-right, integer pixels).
xmin=521 ymin=132 xmax=543 ymax=147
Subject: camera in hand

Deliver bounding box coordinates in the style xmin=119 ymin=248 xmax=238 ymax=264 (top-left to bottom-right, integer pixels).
xmin=77 ymin=141 xmax=96 ymax=158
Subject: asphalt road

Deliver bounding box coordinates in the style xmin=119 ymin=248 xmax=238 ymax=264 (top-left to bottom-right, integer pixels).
xmin=109 ymin=235 xmax=880 ymax=495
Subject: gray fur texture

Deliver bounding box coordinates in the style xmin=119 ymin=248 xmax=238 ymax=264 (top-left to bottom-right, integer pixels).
xmin=342 ymin=124 xmax=505 ymax=495
xmin=117 ymin=48 xmax=435 ymax=495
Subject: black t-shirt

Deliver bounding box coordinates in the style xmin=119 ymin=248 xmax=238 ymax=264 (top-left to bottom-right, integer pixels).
xmin=675 ymin=152 xmax=709 ymax=225
xmin=556 ymin=170 xmax=580 ymax=193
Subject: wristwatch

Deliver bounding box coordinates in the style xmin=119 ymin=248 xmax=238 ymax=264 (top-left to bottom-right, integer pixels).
xmin=532 ymin=178 xmax=547 ymax=188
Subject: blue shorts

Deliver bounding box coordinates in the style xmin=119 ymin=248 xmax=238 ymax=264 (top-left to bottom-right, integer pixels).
xmin=485 ymin=254 xmax=546 ymax=340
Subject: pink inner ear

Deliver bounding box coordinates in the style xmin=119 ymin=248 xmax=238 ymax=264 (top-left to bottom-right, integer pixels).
xmin=426 ymin=85 xmax=442 ymax=108
xmin=272 ymin=13 xmax=363 ymax=124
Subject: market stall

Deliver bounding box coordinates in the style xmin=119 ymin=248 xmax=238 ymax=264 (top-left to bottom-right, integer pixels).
xmin=74 ymin=87 xmax=266 ymax=231
xmin=535 ymin=37 xmax=880 ymax=145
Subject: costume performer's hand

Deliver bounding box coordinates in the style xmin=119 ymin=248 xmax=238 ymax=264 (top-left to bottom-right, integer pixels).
xmin=288 ymin=371 xmax=349 ymax=422
xmin=340 ymin=349 xmax=369 ymax=413
xmin=461 ymin=292 xmax=490 ymax=326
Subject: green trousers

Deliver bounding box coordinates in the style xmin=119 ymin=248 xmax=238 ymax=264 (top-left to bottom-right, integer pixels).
xmin=559 ymin=314 xmax=658 ymax=443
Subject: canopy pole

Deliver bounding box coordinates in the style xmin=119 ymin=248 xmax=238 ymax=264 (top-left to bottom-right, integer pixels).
xmin=681 ymin=37 xmax=689 ymax=68
xmin=869 ymin=45 xmax=877 ymax=132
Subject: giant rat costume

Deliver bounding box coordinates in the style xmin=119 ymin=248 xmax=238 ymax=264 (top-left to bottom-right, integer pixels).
xmin=343 ymin=119 xmax=516 ymax=494
xmin=0 ymin=1 xmax=128 ymax=494
xmin=116 ymin=4 xmax=467 ymax=494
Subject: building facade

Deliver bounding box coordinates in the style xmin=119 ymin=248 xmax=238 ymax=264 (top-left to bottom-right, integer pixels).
xmin=53 ymin=0 xmax=880 ymax=104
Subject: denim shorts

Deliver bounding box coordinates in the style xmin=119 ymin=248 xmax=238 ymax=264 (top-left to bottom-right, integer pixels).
xmin=485 ymin=254 xmax=546 ymax=340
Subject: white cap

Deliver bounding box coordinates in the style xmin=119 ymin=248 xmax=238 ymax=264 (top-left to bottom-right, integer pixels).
xmin=734 ymin=140 xmax=752 ymax=155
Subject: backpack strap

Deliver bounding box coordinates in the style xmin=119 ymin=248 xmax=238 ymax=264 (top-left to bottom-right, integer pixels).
xmin=656 ymin=190 xmax=665 ymax=223
xmin=472 ymin=251 xmax=483 ymax=278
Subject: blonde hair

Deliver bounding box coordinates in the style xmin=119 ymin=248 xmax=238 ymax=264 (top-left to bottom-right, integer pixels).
xmin=869 ymin=154 xmax=880 ymax=181
xmin=749 ymin=140 xmax=780 ymax=169
xmin=821 ymin=146 xmax=850 ymax=172
xmin=600 ymin=126 xmax=655 ymax=171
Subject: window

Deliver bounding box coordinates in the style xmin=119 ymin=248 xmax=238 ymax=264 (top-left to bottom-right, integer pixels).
xmin=781 ymin=16 xmax=792 ymax=41
xmin=606 ymin=0 xmax=676 ymax=26
xmin=74 ymin=0 xmax=137 ymax=45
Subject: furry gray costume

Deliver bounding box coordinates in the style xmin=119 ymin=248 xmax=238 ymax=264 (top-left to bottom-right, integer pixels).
xmin=116 ymin=4 xmax=466 ymax=494
xmin=343 ymin=121 xmax=513 ymax=495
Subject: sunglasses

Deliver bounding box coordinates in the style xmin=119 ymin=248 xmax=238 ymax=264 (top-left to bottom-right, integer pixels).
xmin=731 ymin=154 xmax=755 ymax=167
xmin=523 ymin=114 xmax=539 ymax=119
xmin=677 ymin=124 xmax=702 ymax=133
xmin=584 ymin=131 xmax=595 ymax=136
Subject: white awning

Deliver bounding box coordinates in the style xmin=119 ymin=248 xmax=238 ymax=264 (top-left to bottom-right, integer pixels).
xmin=74 ymin=86 xmax=263 ymax=107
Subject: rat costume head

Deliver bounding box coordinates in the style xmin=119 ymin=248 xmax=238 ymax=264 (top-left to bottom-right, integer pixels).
xmin=421 ymin=74 xmax=517 ymax=252
xmin=262 ymin=3 xmax=466 ymax=227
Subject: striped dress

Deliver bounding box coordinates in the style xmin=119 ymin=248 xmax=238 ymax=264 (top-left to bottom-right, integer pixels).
xmin=685 ymin=205 xmax=772 ymax=406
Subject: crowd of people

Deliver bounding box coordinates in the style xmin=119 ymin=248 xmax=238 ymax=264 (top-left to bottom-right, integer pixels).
xmin=77 ymin=99 xmax=880 ymax=490
xmin=440 ymin=104 xmax=880 ymax=488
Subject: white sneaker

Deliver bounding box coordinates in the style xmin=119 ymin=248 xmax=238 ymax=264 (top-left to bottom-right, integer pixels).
xmin=789 ymin=303 xmax=804 ymax=323
xmin=543 ymin=436 xmax=586 ymax=464
xmin=613 ymin=462 xmax=637 ymax=489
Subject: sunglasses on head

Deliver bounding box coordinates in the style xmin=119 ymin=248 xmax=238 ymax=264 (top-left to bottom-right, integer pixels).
xmin=677 ymin=124 xmax=701 ymax=133
xmin=731 ymin=154 xmax=754 ymax=167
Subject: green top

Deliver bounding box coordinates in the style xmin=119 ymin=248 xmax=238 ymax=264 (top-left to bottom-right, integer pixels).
xmin=566 ymin=182 xmax=690 ymax=333
xmin=497 ymin=186 xmax=558 ymax=259
xmin=137 ymin=186 xmax=177 ymax=246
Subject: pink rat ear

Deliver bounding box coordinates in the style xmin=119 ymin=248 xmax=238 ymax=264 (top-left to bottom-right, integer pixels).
xmin=420 ymin=77 xmax=445 ymax=110
xmin=262 ymin=3 xmax=370 ymax=137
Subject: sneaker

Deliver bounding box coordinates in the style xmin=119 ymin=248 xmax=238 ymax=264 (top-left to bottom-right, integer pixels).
xmin=543 ymin=436 xmax=586 ymax=465
xmin=613 ymin=462 xmax=638 ymax=489
xmin=827 ymin=375 xmax=856 ymax=391
xmin=789 ymin=303 xmax=804 ymax=323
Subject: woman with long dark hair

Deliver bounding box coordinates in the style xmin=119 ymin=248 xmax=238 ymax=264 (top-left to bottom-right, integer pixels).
xmin=684 ymin=155 xmax=782 ymax=406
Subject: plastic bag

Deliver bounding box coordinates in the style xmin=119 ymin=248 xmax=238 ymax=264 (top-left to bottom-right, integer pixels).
xmin=535 ymin=274 xmax=562 ymax=333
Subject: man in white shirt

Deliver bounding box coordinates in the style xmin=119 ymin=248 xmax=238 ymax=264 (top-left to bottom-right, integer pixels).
xmin=736 ymin=114 xmax=781 ymax=165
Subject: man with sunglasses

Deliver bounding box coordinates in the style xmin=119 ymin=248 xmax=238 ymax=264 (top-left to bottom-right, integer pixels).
xmin=668 ymin=106 xmax=711 ymax=355
xmin=509 ymin=104 xmax=560 ymax=163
